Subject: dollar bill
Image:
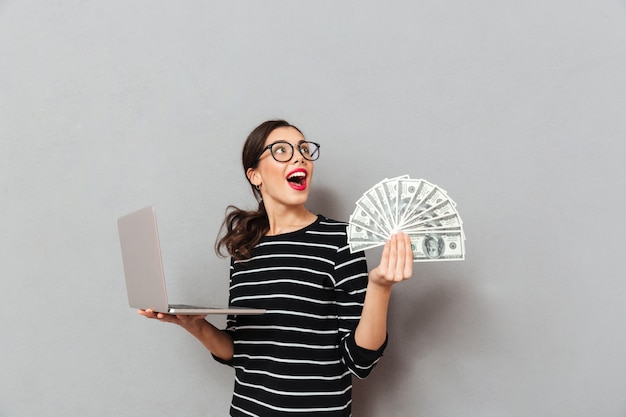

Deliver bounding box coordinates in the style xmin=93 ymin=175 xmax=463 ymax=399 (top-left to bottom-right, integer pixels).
xmin=348 ymin=175 xmax=466 ymax=260
xmin=400 ymin=185 xmax=450 ymax=226
xmin=357 ymin=187 xmax=393 ymax=234
xmin=347 ymin=222 xmax=387 ymax=253
xmin=402 ymin=200 xmax=465 ymax=241
xmin=398 ymin=180 xmax=436 ymax=226
xmin=372 ymin=182 xmax=396 ymax=231
xmin=408 ymin=230 xmax=465 ymax=262
xmin=380 ymin=176 xmax=406 ymax=228
xmin=349 ymin=207 xmax=389 ymax=236
xmin=404 ymin=212 xmax=463 ymax=231
xmin=397 ymin=178 xmax=426 ymax=224
xmin=401 ymin=199 xmax=460 ymax=230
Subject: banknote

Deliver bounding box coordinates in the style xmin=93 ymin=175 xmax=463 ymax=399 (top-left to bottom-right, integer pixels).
xmin=401 ymin=199 xmax=459 ymax=230
xmin=408 ymin=231 xmax=465 ymax=262
xmin=397 ymin=178 xmax=426 ymax=223
xmin=381 ymin=175 xmax=407 ymax=227
xmin=350 ymin=207 xmax=388 ymax=234
xmin=355 ymin=192 xmax=392 ymax=235
xmin=346 ymin=222 xmax=388 ymax=251
xmin=400 ymin=185 xmax=450 ymax=227
xmin=348 ymin=175 xmax=465 ymax=261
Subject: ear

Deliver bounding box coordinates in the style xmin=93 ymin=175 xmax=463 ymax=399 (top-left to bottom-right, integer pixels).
xmin=246 ymin=167 xmax=260 ymax=187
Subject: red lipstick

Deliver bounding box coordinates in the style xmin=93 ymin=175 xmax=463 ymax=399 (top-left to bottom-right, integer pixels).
xmin=286 ymin=168 xmax=308 ymax=191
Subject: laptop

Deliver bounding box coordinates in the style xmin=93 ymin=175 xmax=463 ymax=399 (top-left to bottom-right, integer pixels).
xmin=117 ymin=206 xmax=265 ymax=315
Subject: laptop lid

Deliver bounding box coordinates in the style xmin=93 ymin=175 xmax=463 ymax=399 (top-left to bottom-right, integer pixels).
xmin=117 ymin=206 xmax=264 ymax=315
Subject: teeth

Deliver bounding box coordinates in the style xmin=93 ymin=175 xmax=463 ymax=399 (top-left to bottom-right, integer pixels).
xmin=288 ymin=172 xmax=306 ymax=180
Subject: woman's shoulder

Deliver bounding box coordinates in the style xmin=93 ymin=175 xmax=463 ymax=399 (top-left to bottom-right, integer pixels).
xmin=303 ymin=215 xmax=350 ymax=244
xmin=311 ymin=215 xmax=348 ymax=230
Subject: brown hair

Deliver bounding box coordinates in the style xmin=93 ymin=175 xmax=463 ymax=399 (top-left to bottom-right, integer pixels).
xmin=215 ymin=120 xmax=303 ymax=260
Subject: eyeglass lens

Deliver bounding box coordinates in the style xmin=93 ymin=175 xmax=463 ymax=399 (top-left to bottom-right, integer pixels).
xmin=270 ymin=141 xmax=320 ymax=162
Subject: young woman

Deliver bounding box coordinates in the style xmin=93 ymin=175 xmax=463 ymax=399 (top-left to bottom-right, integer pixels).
xmin=140 ymin=120 xmax=413 ymax=416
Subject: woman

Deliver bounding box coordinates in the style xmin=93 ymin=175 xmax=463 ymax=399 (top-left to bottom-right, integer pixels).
xmin=140 ymin=120 xmax=413 ymax=416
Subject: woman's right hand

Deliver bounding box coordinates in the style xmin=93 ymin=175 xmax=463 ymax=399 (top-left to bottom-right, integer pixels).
xmin=138 ymin=308 xmax=234 ymax=361
xmin=137 ymin=309 xmax=208 ymax=331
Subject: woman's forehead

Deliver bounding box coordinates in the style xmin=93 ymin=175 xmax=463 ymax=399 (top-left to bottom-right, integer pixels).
xmin=265 ymin=126 xmax=304 ymax=145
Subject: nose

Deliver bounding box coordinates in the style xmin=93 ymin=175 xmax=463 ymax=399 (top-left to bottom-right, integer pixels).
xmin=291 ymin=151 xmax=306 ymax=164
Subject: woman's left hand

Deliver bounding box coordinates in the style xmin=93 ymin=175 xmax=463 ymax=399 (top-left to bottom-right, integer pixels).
xmin=368 ymin=231 xmax=413 ymax=287
xmin=355 ymin=231 xmax=413 ymax=349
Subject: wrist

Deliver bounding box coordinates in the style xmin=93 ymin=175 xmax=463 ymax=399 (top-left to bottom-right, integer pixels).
xmin=182 ymin=318 xmax=208 ymax=335
xmin=367 ymin=277 xmax=395 ymax=294
xmin=364 ymin=280 xmax=393 ymax=310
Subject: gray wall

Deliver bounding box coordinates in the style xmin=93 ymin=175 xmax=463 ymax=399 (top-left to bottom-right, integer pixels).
xmin=2 ymin=1 xmax=626 ymax=416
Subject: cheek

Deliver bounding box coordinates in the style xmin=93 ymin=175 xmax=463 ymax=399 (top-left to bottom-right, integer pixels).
xmin=258 ymin=164 xmax=285 ymax=185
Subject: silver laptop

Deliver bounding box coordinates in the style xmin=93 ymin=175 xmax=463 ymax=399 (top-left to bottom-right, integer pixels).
xmin=117 ymin=206 xmax=265 ymax=315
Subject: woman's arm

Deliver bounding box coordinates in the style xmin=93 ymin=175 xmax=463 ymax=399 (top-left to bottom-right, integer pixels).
xmin=354 ymin=231 xmax=413 ymax=350
xmin=138 ymin=309 xmax=234 ymax=361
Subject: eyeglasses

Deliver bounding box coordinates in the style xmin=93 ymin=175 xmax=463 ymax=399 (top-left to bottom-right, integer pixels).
xmin=256 ymin=140 xmax=321 ymax=163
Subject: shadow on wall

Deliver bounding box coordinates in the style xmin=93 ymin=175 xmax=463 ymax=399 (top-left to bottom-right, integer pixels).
xmin=352 ymin=266 xmax=476 ymax=416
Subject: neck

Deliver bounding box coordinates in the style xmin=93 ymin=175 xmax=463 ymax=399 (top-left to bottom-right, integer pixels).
xmin=264 ymin=204 xmax=317 ymax=236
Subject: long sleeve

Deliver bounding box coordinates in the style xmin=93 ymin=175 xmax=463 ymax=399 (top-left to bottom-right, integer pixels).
xmin=332 ymin=244 xmax=387 ymax=378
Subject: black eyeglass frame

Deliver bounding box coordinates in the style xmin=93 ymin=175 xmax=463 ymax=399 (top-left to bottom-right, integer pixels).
xmin=256 ymin=140 xmax=321 ymax=163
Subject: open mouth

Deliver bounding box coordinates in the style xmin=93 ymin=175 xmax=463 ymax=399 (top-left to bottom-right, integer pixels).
xmin=286 ymin=169 xmax=307 ymax=190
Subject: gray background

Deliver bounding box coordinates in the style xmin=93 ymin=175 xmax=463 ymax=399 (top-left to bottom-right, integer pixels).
xmin=2 ymin=1 xmax=626 ymax=416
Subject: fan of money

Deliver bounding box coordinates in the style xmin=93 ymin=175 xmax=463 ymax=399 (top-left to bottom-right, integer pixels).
xmin=348 ymin=175 xmax=466 ymax=262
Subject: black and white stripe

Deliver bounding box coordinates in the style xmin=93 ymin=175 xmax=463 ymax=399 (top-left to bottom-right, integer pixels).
xmin=219 ymin=216 xmax=386 ymax=417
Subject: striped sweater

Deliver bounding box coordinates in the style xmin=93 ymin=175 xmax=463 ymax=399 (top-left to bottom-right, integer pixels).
xmin=215 ymin=215 xmax=387 ymax=416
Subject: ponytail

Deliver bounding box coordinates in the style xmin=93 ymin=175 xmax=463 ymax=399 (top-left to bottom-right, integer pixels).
xmin=215 ymin=201 xmax=269 ymax=260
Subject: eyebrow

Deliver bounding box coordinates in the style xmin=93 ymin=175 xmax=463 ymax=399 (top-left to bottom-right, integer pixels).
xmin=268 ymin=139 xmax=307 ymax=145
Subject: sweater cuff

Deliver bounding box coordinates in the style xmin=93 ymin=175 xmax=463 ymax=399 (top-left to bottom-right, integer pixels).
xmin=345 ymin=332 xmax=388 ymax=364
xmin=211 ymin=329 xmax=235 ymax=367
xmin=212 ymin=353 xmax=233 ymax=367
